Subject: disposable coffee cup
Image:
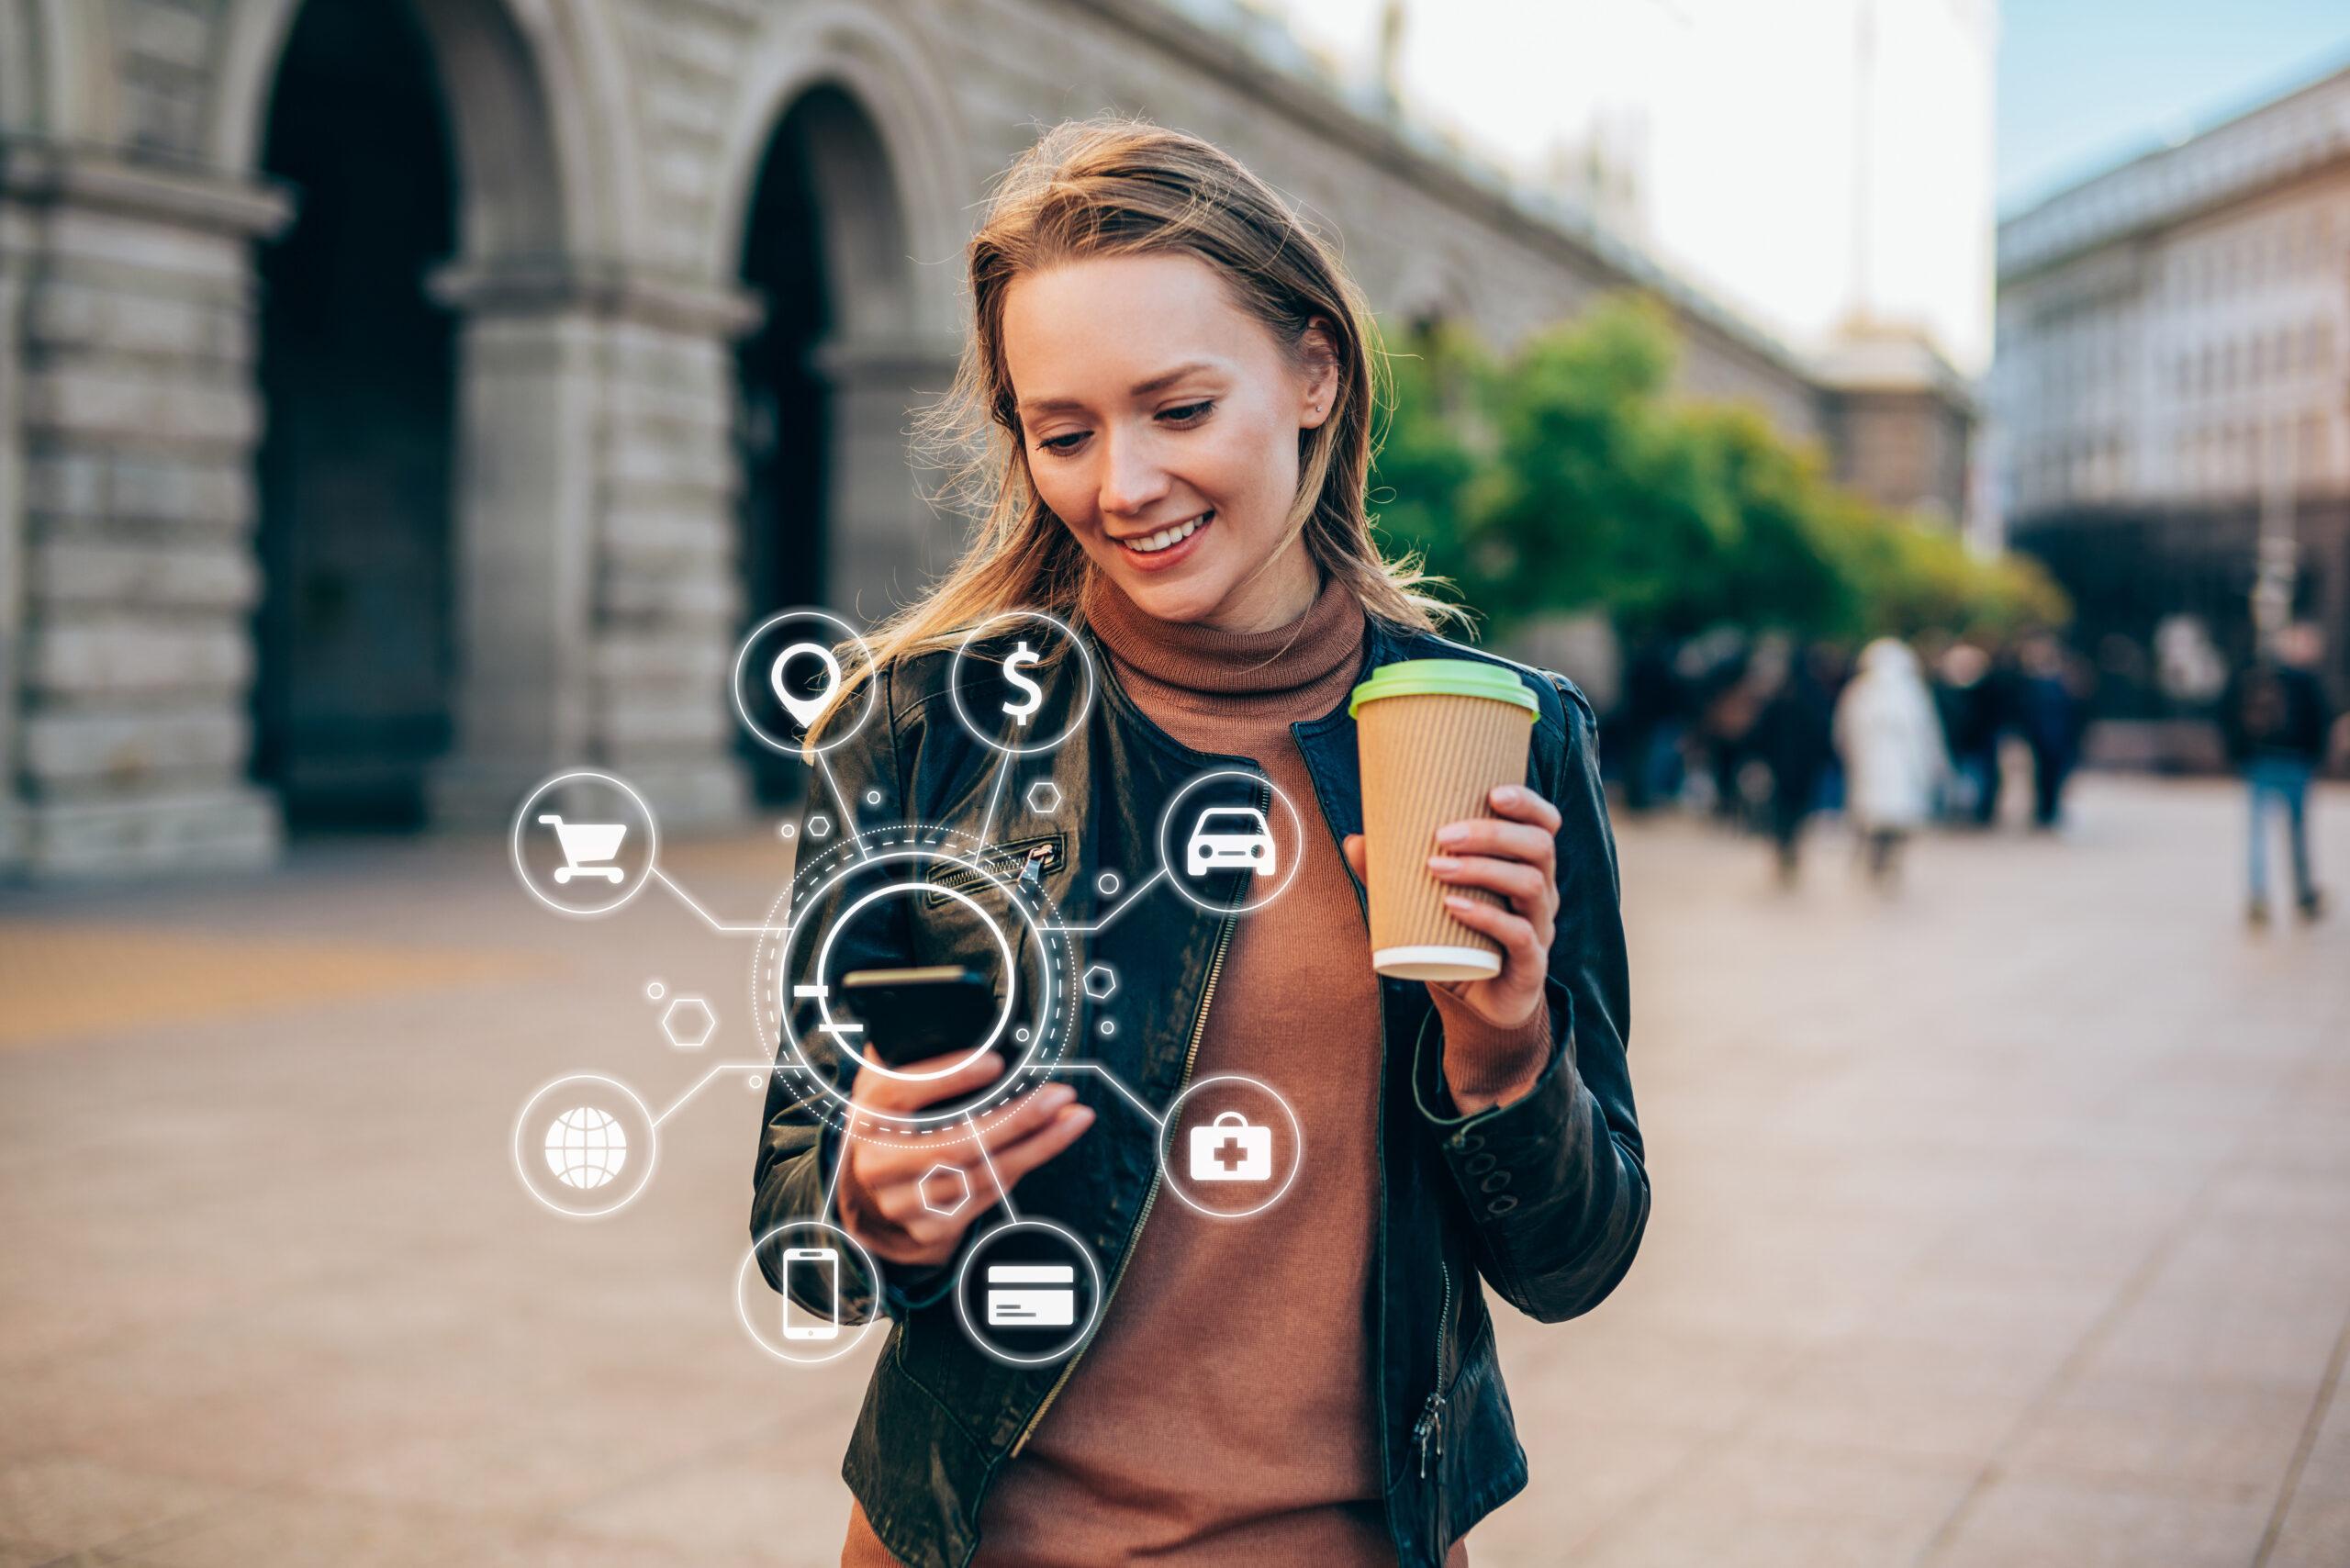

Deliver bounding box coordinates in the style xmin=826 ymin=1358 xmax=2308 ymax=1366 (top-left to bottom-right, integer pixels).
xmin=1348 ymin=659 xmax=1540 ymax=981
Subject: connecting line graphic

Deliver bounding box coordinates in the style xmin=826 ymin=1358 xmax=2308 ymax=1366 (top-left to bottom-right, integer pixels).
xmin=973 ymin=752 xmax=1013 ymax=848
xmin=1047 ymin=1060 xmax=1166 ymax=1126
xmin=648 ymin=868 xmax=770 ymax=935
xmin=822 ymin=1105 xmax=856 ymax=1224
xmin=965 ymin=1109 xmax=1021 ymax=1219
xmin=1040 ymin=867 xmax=1169 ymax=935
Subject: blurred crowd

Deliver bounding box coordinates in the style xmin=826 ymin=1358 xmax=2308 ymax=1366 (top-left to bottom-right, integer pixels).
xmin=1600 ymin=624 xmax=2337 ymax=920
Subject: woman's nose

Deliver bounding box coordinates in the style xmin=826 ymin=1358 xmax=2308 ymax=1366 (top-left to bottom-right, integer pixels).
xmin=1096 ymin=427 xmax=1172 ymax=519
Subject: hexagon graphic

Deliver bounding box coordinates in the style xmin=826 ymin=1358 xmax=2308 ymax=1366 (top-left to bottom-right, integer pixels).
xmin=660 ymin=996 xmax=717 ymax=1050
xmin=1024 ymin=780 xmax=1063 ymax=816
xmin=1081 ymin=964 xmax=1118 ymax=1002
xmin=919 ymin=1162 xmax=973 ymax=1218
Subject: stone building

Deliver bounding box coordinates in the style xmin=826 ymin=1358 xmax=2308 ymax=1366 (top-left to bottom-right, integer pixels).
xmin=1994 ymin=61 xmax=2350 ymax=711
xmin=1 ymin=0 xmax=1964 ymax=879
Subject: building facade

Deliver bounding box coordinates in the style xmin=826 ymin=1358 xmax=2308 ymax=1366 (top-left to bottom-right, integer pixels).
xmin=1994 ymin=62 xmax=2350 ymax=711
xmin=1 ymin=0 xmax=1964 ymax=879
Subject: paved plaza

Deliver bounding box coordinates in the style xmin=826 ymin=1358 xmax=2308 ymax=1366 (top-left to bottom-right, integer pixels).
xmin=2 ymin=777 xmax=2345 ymax=1567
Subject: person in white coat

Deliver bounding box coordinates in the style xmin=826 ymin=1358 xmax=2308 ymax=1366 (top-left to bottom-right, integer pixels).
xmin=1833 ymin=638 xmax=1951 ymax=884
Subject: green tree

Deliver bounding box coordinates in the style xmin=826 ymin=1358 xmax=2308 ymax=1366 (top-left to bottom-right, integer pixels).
xmin=1371 ymin=293 xmax=2067 ymax=645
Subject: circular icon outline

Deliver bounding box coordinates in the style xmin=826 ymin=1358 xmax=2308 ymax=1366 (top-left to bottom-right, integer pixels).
xmin=510 ymin=1072 xmax=659 ymax=1219
xmin=768 ymin=842 xmax=1064 ymax=1129
xmin=1158 ymin=768 xmax=1306 ymax=916
xmin=952 ymin=1218 xmax=1104 ymax=1367
xmin=1156 ymin=1072 xmax=1305 ymax=1219
xmin=811 ymin=879 xmax=1018 ymax=1083
xmin=946 ymin=610 xmax=1098 ymax=757
xmin=509 ymin=770 xmax=660 ymax=917
xmin=733 ymin=608 xmax=881 ymax=758
xmin=736 ymin=1217 xmax=888 ymax=1367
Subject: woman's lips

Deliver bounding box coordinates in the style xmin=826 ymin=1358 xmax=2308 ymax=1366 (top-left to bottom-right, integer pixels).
xmin=1113 ymin=510 xmax=1212 ymax=573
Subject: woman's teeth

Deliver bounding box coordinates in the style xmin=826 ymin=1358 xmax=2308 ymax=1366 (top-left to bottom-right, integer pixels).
xmin=1121 ymin=511 xmax=1210 ymax=554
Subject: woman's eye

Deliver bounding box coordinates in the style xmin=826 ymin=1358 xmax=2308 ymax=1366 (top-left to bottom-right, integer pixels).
xmin=1161 ymin=400 xmax=1214 ymax=424
xmin=1038 ymin=431 xmax=1088 ymax=454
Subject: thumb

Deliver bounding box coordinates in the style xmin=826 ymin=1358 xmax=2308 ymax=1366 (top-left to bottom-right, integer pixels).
xmin=1341 ymin=834 xmax=1366 ymax=881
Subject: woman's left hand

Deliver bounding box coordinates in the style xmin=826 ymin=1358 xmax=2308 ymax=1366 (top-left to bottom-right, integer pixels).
xmin=1343 ymin=783 xmax=1562 ymax=1030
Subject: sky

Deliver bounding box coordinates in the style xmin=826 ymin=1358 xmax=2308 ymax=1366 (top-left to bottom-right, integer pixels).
xmin=1998 ymin=0 xmax=2350 ymax=215
xmin=1259 ymin=0 xmax=2350 ymax=373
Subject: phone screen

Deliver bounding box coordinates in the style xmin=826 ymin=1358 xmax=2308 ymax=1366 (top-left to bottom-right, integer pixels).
xmin=783 ymin=1247 xmax=840 ymax=1340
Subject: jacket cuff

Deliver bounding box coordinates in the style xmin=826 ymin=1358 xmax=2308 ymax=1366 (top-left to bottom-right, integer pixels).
xmin=1410 ymin=978 xmax=1591 ymax=1169
xmin=1428 ymin=983 xmax=1554 ymax=1107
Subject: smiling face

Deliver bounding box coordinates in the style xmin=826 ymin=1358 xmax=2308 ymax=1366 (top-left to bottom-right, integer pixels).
xmin=1002 ymin=251 xmax=1337 ymax=633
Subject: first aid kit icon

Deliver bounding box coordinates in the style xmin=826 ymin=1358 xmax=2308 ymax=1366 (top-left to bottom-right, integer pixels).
xmin=1188 ymin=1111 xmax=1272 ymax=1182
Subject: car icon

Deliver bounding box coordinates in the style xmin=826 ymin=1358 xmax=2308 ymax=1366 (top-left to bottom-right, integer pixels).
xmin=1186 ymin=806 xmax=1277 ymax=878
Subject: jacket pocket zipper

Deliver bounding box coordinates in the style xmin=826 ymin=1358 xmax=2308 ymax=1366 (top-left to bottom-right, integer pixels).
xmin=1413 ymin=1258 xmax=1456 ymax=1480
xmin=1011 ymin=910 xmax=1237 ymax=1456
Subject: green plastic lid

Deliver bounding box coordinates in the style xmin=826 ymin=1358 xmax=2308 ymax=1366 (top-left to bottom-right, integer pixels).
xmin=1348 ymin=658 xmax=1539 ymax=721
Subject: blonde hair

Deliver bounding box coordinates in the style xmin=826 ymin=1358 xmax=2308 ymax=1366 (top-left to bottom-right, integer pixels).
xmin=808 ymin=115 xmax=1456 ymax=747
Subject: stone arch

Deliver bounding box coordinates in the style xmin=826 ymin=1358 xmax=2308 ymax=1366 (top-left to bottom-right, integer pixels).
xmin=712 ymin=2 xmax=967 ymax=339
xmin=718 ymin=4 xmax=975 ymax=645
xmin=210 ymin=0 xmax=627 ymax=262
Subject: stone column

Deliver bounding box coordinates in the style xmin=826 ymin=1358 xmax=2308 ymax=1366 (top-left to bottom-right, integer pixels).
xmin=427 ymin=261 xmax=761 ymax=830
xmin=810 ymin=334 xmax=966 ymax=606
xmin=2 ymin=145 xmax=288 ymax=879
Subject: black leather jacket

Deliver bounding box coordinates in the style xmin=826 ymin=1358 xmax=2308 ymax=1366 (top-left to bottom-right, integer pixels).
xmin=752 ymin=610 xmax=1650 ymax=1568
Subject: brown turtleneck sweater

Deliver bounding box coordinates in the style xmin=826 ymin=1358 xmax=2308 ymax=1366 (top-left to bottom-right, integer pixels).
xmin=844 ymin=572 xmax=1544 ymax=1566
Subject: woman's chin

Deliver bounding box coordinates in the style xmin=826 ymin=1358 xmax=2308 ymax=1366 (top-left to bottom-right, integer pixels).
xmin=1096 ymin=556 xmax=1226 ymax=623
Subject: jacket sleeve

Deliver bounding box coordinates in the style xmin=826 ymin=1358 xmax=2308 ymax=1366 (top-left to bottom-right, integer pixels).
xmin=1410 ymin=675 xmax=1650 ymax=1323
xmin=748 ymin=663 xmax=954 ymax=1320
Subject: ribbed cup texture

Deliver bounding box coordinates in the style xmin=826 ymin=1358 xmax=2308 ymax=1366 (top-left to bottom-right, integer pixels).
xmin=1355 ymin=691 xmax=1534 ymax=980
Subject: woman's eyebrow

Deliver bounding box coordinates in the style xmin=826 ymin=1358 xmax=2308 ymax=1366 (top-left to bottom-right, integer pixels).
xmin=1019 ymin=361 xmax=1220 ymax=416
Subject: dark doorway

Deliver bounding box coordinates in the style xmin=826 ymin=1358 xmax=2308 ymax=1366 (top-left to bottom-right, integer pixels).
xmin=253 ymin=0 xmax=456 ymax=829
xmin=734 ymin=90 xmax=845 ymax=808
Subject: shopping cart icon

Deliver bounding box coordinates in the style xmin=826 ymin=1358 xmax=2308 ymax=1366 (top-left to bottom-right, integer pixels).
xmin=536 ymin=815 xmax=629 ymax=884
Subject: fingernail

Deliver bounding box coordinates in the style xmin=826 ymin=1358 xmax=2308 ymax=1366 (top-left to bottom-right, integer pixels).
xmin=977 ymin=1054 xmax=1004 ymax=1075
xmin=1494 ymin=785 xmax=1522 ymax=804
xmin=1041 ymin=1084 xmax=1077 ymax=1108
xmin=1444 ymin=894 xmax=1472 ymax=910
xmin=1435 ymin=823 xmax=1468 ymax=846
xmin=1427 ymin=855 xmax=1460 ymax=872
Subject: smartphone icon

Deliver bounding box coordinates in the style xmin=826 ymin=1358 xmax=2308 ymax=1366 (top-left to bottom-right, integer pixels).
xmin=783 ymin=1246 xmax=840 ymax=1340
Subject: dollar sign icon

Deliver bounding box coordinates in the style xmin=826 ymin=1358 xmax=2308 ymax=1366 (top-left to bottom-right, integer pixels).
xmin=1001 ymin=640 xmax=1045 ymax=726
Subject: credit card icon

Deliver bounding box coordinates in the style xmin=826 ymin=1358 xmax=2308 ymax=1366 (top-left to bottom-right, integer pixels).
xmin=986 ymin=1263 xmax=1075 ymax=1327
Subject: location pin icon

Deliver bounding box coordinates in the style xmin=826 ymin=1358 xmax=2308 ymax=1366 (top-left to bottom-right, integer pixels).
xmin=770 ymin=642 xmax=843 ymax=728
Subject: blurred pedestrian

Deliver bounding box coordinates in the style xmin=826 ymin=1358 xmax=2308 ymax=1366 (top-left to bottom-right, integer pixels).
xmin=2014 ymin=634 xmax=2084 ymax=830
xmin=1750 ymin=641 xmax=1836 ymax=883
xmin=2221 ymin=622 xmax=2333 ymax=926
xmin=1934 ymin=639 xmax=2003 ymax=826
xmin=1616 ymin=640 xmax=1685 ymax=813
xmin=1833 ymin=638 xmax=1949 ymax=885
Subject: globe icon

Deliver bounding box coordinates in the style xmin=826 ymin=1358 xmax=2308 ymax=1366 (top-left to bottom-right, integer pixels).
xmin=545 ymin=1105 xmax=628 ymax=1190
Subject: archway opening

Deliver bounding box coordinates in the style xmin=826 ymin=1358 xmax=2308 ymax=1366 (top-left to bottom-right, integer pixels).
xmin=252 ymin=0 xmax=457 ymax=830
xmin=733 ymin=86 xmax=877 ymax=807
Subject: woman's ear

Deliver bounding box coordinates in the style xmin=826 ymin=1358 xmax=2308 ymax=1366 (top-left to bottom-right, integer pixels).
xmin=1297 ymin=318 xmax=1340 ymax=431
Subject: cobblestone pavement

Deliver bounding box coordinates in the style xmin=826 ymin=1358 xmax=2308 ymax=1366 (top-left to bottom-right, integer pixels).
xmin=3 ymin=777 xmax=2345 ymax=1567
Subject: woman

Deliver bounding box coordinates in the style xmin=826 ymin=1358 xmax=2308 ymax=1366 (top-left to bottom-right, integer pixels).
xmin=1832 ymin=638 xmax=1950 ymax=884
xmin=752 ymin=118 xmax=1649 ymax=1568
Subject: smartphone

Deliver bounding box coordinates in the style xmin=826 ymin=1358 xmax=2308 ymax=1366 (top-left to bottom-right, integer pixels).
xmin=838 ymin=966 xmax=1002 ymax=1070
xmin=782 ymin=1246 xmax=840 ymax=1340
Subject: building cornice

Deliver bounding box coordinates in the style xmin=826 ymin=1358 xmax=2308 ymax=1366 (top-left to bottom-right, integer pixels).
xmin=1998 ymin=59 xmax=2350 ymax=281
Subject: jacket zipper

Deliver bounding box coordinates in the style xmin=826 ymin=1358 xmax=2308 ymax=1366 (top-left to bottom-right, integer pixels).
xmin=1011 ymin=910 xmax=1238 ymax=1455
xmin=1412 ymin=1259 xmax=1455 ymax=1480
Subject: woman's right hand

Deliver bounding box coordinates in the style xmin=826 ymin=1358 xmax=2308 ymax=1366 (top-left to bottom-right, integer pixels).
xmin=836 ymin=1050 xmax=1095 ymax=1268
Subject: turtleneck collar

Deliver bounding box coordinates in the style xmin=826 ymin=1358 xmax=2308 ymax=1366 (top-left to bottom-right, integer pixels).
xmin=1080 ymin=566 xmax=1368 ymax=702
